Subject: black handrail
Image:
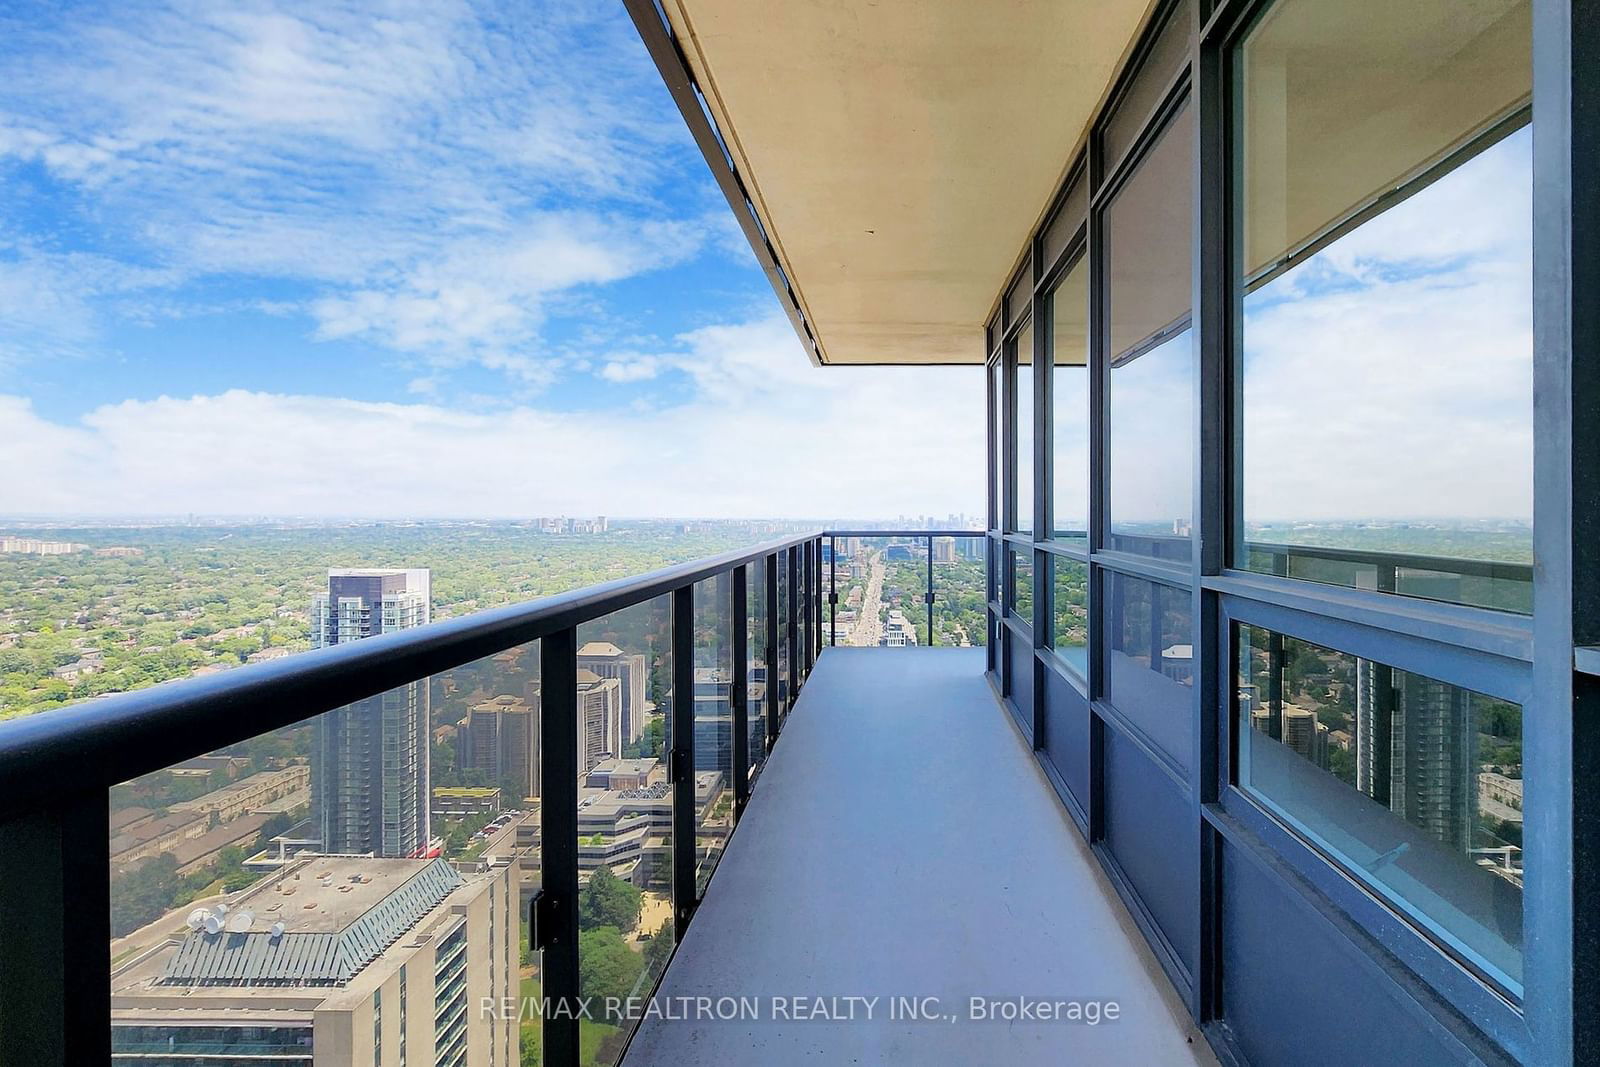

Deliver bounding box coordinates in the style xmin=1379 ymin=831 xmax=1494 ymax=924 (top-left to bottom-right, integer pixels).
xmin=0 ymin=531 xmax=825 ymax=811
xmin=2 ymin=528 xmax=860 ymax=1067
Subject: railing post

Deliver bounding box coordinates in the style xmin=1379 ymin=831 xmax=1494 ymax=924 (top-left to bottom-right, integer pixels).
xmin=927 ymin=534 xmax=936 ymax=646
xmin=732 ymin=566 xmax=750 ymax=820
xmin=786 ymin=545 xmax=799 ymax=713
xmin=828 ymin=535 xmax=838 ymax=646
xmin=0 ymin=795 xmax=109 ymax=1066
xmin=802 ymin=540 xmax=814 ymax=678
xmin=671 ymin=585 xmax=697 ymax=936
xmin=766 ymin=553 xmax=780 ymax=748
xmin=536 ymin=628 xmax=579 ymax=1067
xmin=815 ymin=537 xmax=825 ymax=659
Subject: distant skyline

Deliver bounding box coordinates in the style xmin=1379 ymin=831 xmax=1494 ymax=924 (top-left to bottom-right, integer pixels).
xmin=0 ymin=1 xmax=981 ymax=520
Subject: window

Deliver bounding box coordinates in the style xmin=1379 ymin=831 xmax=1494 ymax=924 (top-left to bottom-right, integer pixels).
xmin=1008 ymin=548 xmax=1033 ymax=626
xmin=1236 ymin=624 xmax=1524 ymax=994
xmin=1102 ymin=0 xmax=1193 ymax=179
xmin=1105 ymin=104 xmax=1193 ymax=561
xmin=1050 ymin=557 xmax=1088 ymax=676
xmin=1234 ymin=0 xmax=1532 ymax=612
xmin=1050 ymin=256 xmax=1089 ymax=542
xmin=1012 ymin=321 xmax=1035 ymax=533
xmin=1105 ymin=573 xmax=1192 ymax=767
xmin=989 ymin=360 xmax=1002 ymax=531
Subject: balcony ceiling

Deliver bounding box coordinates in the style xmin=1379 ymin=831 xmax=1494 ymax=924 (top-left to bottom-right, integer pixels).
xmin=658 ymin=0 xmax=1154 ymax=365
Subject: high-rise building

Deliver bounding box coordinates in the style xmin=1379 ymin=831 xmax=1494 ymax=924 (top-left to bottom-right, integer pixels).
xmin=578 ymin=641 xmax=649 ymax=746
xmin=932 ymin=536 xmax=956 ymax=563
xmin=1356 ymin=660 xmax=1478 ymax=853
xmin=693 ymin=667 xmax=733 ymax=772
xmin=1281 ymin=704 xmax=1330 ymax=770
xmin=462 ymin=694 xmax=540 ymax=803
xmin=577 ymin=670 xmax=623 ymax=773
xmin=311 ymin=569 xmax=432 ymax=857
xmin=110 ymin=856 xmax=517 ymax=1066
xmin=1391 ymin=672 xmax=1478 ymax=854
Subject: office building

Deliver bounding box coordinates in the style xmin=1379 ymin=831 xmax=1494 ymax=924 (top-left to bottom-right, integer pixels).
xmin=110 ymin=856 xmax=517 ymax=1067
xmin=311 ymin=569 xmax=431 ymax=857
xmin=577 ymin=669 xmax=623 ymax=773
xmin=461 ymin=694 xmax=540 ymax=803
xmin=1280 ymin=705 xmax=1330 ymax=771
xmin=577 ymin=641 xmax=649 ymax=746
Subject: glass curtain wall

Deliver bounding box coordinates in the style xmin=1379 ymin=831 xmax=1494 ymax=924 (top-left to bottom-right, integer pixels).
xmin=985 ymin=0 xmax=1537 ymax=1057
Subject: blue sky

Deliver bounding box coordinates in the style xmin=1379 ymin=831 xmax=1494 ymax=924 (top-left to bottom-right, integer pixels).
xmin=0 ymin=0 xmax=983 ymax=519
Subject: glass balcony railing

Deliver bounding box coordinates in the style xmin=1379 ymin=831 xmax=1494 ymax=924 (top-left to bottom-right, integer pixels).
xmin=3 ymin=532 xmax=862 ymax=1067
xmin=823 ymin=530 xmax=987 ymax=649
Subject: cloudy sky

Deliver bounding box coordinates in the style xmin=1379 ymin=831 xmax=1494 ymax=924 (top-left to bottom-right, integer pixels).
xmin=0 ymin=1 xmax=1531 ymax=525
xmin=0 ymin=0 xmax=982 ymax=520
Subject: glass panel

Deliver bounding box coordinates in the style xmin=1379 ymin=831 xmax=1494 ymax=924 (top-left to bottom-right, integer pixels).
xmin=1006 ymin=267 xmax=1031 ymax=327
xmin=1049 ymin=556 xmax=1089 ymax=676
xmin=111 ymin=640 xmax=537 ymax=1067
xmin=747 ymin=558 xmax=768 ymax=777
xmin=1104 ymin=573 xmax=1192 ymax=768
xmin=1101 ymin=0 xmax=1193 ymax=177
xmin=1042 ymin=171 xmax=1088 ymax=270
xmin=1106 ymin=105 xmax=1193 ymax=561
xmin=829 ymin=536 xmax=928 ymax=647
xmin=989 ymin=362 xmax=1003 ymax=531
xmin=576 ymin=596 xmax=674 ymax=1065
xmin=691 ymin=575 xmax=733 ymax=892
xmin=931 ymin=536 xmax=989 ymax=647
xmin=1013 ymin=322 xmax=1035 ymax=534
xmin=1236 ymin=0 xmax=1532 ymax=611
xmin=1236 ymin=625 xmax=1524 ymax=994
xmin=776 ymin=551 xmax=791 ymax=712
xmin=1050 ymin=256 xmax=1089 ymax=542
xmin=1008 ymin=548 xmax=1034 ymax=627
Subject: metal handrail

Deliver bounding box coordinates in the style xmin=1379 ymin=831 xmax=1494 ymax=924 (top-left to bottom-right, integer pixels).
xmin=0 ymin=530 xmax=822 ymax=813
xmin=0 ymin=528 xmax=856 ymax=1066
xmin=1244 ymin=538 xmax=1533 ymax=582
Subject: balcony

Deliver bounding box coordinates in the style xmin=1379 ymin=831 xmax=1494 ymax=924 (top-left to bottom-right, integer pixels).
xmin=623 ymin=645 xmax=1210 ymax=1065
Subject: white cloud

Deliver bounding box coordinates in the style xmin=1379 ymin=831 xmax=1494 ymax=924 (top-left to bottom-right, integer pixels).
xmin=0 ymin=314 xmax=985 ymax=519
xmin=0 ymin=0 xmax=704 ymax=371
xmin=598 ymin=356 xmax=664 ymax=383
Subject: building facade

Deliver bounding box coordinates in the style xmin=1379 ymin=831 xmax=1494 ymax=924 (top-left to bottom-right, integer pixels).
xmin=577 ymin=641 xmax=649 ymax=747
xmin=110 ymin=856 xmax=517 ymax=1067
xmin=311 ymin=569 xmax=432 ymax=857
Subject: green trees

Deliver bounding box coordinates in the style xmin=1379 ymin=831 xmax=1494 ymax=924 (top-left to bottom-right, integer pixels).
xmin=578 ymin=926 xmax=647 ymax=1022
xmin=578 ymin=865 xmax=642 ymax=933
xmin=111 ymin=854 xmax=184 ymax=936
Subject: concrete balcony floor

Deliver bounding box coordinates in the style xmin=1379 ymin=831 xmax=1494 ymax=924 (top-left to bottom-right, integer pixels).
xmin=623 ymin=647 xmax=1217 ymax=1066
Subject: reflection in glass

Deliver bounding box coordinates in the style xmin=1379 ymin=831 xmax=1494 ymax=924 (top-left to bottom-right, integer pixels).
xmin=1104 ymin=573 xmax=1192 ymax=767
xmin=1013 ymin=322 xmax=1034 ymax=534
xmin=1050 ymin=556 xmax=1088 ymax=676
xmin=1050 ymin=258 xmax=1089 ymax=541
xmin=1009 ymin=548 xmax=1033 ymax=626
xmin=692 ymin=575 xmax=733 ymax=893
xmin=1105 ymin=105 xmax=1193 ymax=560
xmin=747 ymin=558 xmax=768 ymax=777
xmin=1237 ymin=625 xmax=1524 ymax=994
xmin=1236 ymin=0 xmax=1532 ymax=611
